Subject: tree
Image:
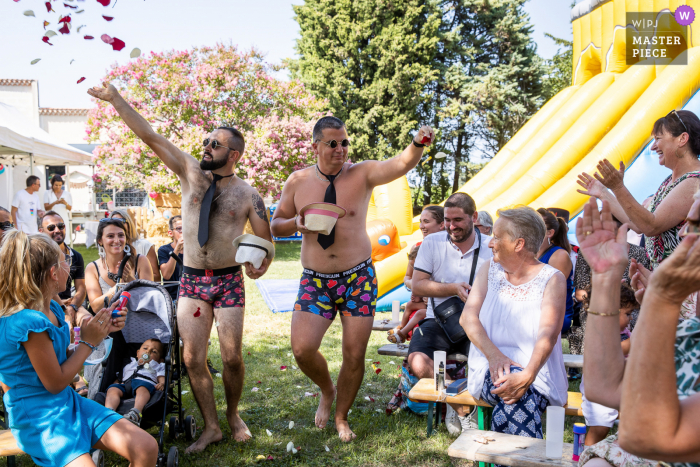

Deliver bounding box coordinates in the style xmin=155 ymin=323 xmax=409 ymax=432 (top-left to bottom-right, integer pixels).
xmin=541 ymin=33 xmax=573 ymax=101
xmin=87 ymin=44 xmax=326 ymax=198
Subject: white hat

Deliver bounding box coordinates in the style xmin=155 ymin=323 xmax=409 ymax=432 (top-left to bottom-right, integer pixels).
xmin=232 ymin=234 xmax=275 ymax=269
xmin=299 ymin=202 xmax=347 ymax=236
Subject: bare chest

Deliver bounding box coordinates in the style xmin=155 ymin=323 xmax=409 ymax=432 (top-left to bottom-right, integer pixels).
xmin=294 ymin=172 xmax=371 ymax=222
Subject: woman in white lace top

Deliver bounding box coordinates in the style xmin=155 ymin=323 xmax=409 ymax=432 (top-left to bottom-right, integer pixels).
xmin=461 ymin=206 xmax=569 ymax=440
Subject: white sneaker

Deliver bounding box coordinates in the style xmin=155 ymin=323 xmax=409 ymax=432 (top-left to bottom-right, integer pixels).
xmin=445 ymin=405 xmax=461 ymax=437
xmin=458 ymin=411 xmax=478 ymax=432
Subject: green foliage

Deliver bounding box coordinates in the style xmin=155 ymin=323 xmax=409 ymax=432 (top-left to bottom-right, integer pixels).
xmin=542 ymin=32 xmax=574 ymax=102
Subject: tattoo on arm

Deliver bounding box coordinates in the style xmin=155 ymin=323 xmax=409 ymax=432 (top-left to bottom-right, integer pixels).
xmin=253 ymin=193 xmax=269 ymax=224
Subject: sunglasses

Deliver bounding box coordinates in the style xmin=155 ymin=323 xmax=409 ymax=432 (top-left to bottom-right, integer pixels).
xmin=45 ymin=223 xmax=65 ymax=232
xmin=668 ymin=110 xmax=689 ymax=134
xmin=0 ymin=221 xmax=15 ymax=231
xmin=100 ymin=217 xmax=124 ymax=223
xmin=316 ymin=139 xmax=350 ymax=149
xmin=203 ymin=138 xmax=235 ymax=151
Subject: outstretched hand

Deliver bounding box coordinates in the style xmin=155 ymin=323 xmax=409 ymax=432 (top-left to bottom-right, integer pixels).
xmin=414 ymin=126 xmax=435 ymax=146
xmin=87 ymin=83 xmax=120 ymax=103
xmin=594 ymin=159 xmax=626 ymax=191
xmin=648 ymin=235 xmax=700 ymax=305
xmin=576 ymin=172 xmax=607 ymax=198
xmin=629 ymin=258 xmax=652 ymax=304
xmin=576 ymin=198 xmax=629 ymax=277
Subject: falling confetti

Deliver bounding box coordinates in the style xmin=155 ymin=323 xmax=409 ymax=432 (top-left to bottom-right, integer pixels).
xmin=64 ymin=3 xmax=77 ymax=8
xmin=102 ymin=15 xmax=114 ymax=21
xmin=130 ymin=48 xmax=141 ymax=58
xmin=45 ymin=2 xmax=54 ymax=12
xmin=42 ymin=36 xmax=53 ymax=45
xmin=59 ymin=23 xmax=70 ymax=34
xmin=30 ymin=58 xmax=41 ymax=65
xmin=96 ymin=0 xmax=110 ymax=5
xmin=43 ymin=21 xmax=49 ymax=29
xmin=193 ymin=307 xmax=201 ymax=318
xmin=84 ymin=35 xmax=94 ymax=39
xmin=435 ymin=152 xmax=447 ymax=159
xmin=77 ymin=77 xmax=85 ymax=83
xmin=23 ymin=10 xmax=35 ymax=17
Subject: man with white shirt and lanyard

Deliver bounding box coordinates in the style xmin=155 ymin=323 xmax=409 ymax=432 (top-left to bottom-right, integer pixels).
xmin=409 ymin=192 xmax=493 ymax=435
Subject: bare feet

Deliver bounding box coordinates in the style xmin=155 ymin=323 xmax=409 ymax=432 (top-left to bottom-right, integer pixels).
xmin=335 ymin=418 xmax=356 ymax=442
xmin=228 ymin=413 xmax=252 ymax=442
xmin=315 ymin=386 xmax=336 ymax=429
xmin=185 ymin=427 xmax=222 ymax=454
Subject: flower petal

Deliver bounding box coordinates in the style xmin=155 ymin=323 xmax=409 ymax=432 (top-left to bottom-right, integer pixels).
xmin=286 ymin=441 xmax=294 ymax=452
xmin=45 ymin=2 xmax=54 ymax=12
xmin=266 ymin=429 xmax=272 ymax=436
xmin=325 ymin=445 xmax=330 ymax=452
xmin=42 ymin=36 xmax=53 ymax=45
xmin=267 ymin=455 xmax=273 ymax=460
xmin=96 ymin=0 xmax=110 ymax=5
xmin=280 ymin=365 xmax=287 ymax=371
xmin=251 ymin=387 xmax=259 ymax=392
xmin=70 ymin=59 xmax=74 ymax=64
xmin=288 ymin=421 xmax=294 ymax=429
xmin=110 ymin=37 xmax=125 ymax=51
xmin=375 ymin=368 xmax=382 ymax=374
xmin=102 ymin=15 xmax=114 ymax=21
xmin=45 ymin=30 xmax=57 ymax=37
xmin=84 ymin=35 xmax=94 ymax=39
xmin=76 ymin=9 xmax=84 ymax=13
xmin=77 ymin=25 xmax=85 ymax=32
xmin=64 ymin=3 xmax=77 ymax=8
xmin=58 ymin=15 xmax=71 ymax=23
xmin=30 ymin=58 xmax=41 ymax=65
xmin=129 ymin=47 xmax=141 ymax=58
xmin=59 ymin=23 xmax=70 ymax=34
xmin=23 ymin=10 xmax=35 ymax=17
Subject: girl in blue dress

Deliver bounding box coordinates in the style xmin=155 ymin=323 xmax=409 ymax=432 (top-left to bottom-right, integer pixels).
xmin=0 ymin=230 xmax=158 ymax=466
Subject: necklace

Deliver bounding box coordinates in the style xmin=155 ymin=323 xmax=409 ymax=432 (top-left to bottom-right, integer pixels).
xmin=102 ymin=256 xmax=123 ymax=282
xmin=212 ymin=173 xmax=235 ymax=203
xmin=315 ymin=164 xmax=344 ymax=183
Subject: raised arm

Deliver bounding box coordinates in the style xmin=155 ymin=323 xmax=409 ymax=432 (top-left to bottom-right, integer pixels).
xmin=619 ymin=235 xmax=700 ymax=461
xmin=87 ymin=83 xmax=194 ymax=178
xmin=363 ymin=126 xmax=434 ymax=188
xmin=577 ymin=198 xmax=629 ymax=410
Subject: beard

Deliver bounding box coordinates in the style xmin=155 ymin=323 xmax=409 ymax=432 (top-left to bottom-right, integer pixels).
xmin=51 ymin=232 xmax=65 ymax=245
xmin=200 ymin=151 xmax=228 ymax=171
xmin=449 ymin=222 xmax=474 ymax=244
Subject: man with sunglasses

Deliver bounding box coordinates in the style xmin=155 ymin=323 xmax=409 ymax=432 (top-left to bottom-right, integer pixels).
xmin=271 ymin=115 xmax=435 ymax=442
xmin=88 ymin=83 xmax=273 ymax=453
xmin=39 ymin=211 xmax=90 ymax=328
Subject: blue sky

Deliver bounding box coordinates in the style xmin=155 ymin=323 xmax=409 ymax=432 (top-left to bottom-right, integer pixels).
xmin=1 ymin=0 xmax=573 ymax=109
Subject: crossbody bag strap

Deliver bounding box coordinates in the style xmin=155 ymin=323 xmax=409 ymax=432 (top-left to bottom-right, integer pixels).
xmin=468 ymin=227 xmax=482 ymax=287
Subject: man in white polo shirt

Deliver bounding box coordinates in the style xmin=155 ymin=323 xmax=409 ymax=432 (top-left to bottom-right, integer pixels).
xmin=409 ymin=192 xmax=492 ymax=435
xmin=11 ymin=175 xmax=43 ymax=234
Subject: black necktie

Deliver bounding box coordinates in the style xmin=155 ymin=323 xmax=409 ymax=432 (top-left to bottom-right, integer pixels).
xmin=317 ymin=166 xmax=340 ymax=250
xmin=198 ymin=173 xmax=233 ymax=247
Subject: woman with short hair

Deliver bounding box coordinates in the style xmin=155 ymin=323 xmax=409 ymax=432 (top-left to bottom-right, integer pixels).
xmin=461 ymin=206 xmax=568 ymax=439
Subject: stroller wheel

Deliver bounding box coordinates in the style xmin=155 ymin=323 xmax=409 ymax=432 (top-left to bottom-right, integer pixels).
xmin=167 ymin=446 xmax=179 ymax=467
xmin=91 ymin=449 xmax=105 ymax=467
xmin=168 ymin=416 xmax=180 ymax=440
xmin=184 ymin=415 xmax=196 ymax=441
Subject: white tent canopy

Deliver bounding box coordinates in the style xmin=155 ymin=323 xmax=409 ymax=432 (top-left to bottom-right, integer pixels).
xmin=0 ymin=102 xmax=93 ymax=166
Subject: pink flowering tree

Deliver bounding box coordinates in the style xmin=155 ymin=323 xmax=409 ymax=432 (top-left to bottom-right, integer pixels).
xmin=86 ymin=44 xmax=326 ymax=198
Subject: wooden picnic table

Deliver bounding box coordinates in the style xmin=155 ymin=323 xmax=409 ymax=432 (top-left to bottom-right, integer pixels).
xmin=372 ymin=319 xmax=400 ymax=332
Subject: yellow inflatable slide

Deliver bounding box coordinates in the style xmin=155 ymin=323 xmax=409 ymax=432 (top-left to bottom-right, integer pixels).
xmin=373 ymin=0 xmax=700 ymax=305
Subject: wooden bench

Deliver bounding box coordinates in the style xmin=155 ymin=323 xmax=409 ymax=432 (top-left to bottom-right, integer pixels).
xmin=378 ymin=343 xmax=468 ymax=361
xmin=448 ymin=429 xmax=576 ymax=467
xmin=373 ymin=319 xmax=400 ymax=332
xmin=408 ymin=378 xmax=583 ymax=437
xmin=0 ymin=430 xmax=20 ymax=467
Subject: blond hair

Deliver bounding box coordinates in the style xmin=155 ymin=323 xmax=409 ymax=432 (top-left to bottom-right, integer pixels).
xmin=0 ymin=231 xmax=61 ymax=317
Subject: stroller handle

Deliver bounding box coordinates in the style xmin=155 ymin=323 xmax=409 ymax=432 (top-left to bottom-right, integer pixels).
xmin=115 ymin=249 xmax=132 ymax=283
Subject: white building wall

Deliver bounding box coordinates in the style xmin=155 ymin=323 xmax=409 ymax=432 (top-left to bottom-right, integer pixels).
xmin=40 ymin=114 xmax=89 ymax=145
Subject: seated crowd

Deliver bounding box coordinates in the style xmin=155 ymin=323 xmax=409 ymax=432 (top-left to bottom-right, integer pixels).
xmin=0 ymin=109 xmax=699 ymax=467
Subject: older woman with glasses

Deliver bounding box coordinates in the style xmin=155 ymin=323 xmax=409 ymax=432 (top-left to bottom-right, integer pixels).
xmin=577 ymin=111 xmax=700 ymax=315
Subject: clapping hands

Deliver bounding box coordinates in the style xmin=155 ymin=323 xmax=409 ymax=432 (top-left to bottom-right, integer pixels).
xmin=576 ymin=198 xmax=629 ymax=278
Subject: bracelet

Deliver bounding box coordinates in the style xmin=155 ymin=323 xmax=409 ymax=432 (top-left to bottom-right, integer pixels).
xmin=587 ymin=309 xmax=620 ymax=316
xmin=412 ymin=138 xmax=425 ymax=148
xmin=78 ymin=340 xmax=98 ymax=351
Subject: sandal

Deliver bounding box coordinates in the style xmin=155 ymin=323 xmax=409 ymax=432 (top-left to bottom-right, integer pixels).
xmin=74 ymin=386 xmax=88 ymax=397
xmin=387 ymin=327 xmax=405 ymax=344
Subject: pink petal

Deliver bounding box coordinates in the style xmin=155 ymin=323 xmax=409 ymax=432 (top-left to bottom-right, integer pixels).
xmin=110 ymin=37 xmax=125 ymax=51
xmin=96 ymin=0 xmax=110 ymax=5
xmin=77 ymin=77 xmax=85 ymax=84
xmin=42 ymin=36 xmax=53 ymax=45
xmin=102 ymin=15 xmax=114 ymax=21
xmin=101 ymin=34 xmax=113 ymax=44
xmin=267 ymin=456 xmax=273 ymax=461
xmin=84 ymin=35 xmax=94 ymax=40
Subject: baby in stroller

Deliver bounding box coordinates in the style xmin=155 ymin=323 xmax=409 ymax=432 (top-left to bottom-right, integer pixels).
xmin=106 ymin=338 xmax=166 ymax=426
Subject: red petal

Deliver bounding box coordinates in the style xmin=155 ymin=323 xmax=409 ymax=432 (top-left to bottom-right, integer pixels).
xmin=257 ymin=381 xmax=261 ymax=384
xmin=59 ymin=23 xmax=70 ymax=35
xmin=64 ymin=3 xmax=77 ymax=8
xmin=45 ymin=2 xmax=54 ymax=12
xmin=267 ymin=456 xmax=273 ymax=461
xmin=369 ymin=396 xmax=375 ymax=402
xmin=42 ymin=36 xmax=53 ymax=45
xmin=375 ymin=368 xmax=382 ymax=374
xmin=84 ymin=35 xmax=94 ymax=40
xmin=58 ymin=15 xmax=71 ymax=23
xmin=102 ymin=15 xmax=114 ymax=21
xmin=96 ymin=0 xmax=110 ymax=5
xmin=280 ymin=366 xmax=287 ymax=371
xmin=373 ymin=361 xmax=381 ymax=365
xmin=77 ymin=77 xmax=85 ymax=84
xmin=247 ymin=352 xmax=250 ymax=355
xmin=110 ymin=37 xmax=125 ymax=51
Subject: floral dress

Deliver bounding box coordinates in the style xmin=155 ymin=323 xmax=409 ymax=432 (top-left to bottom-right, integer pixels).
xmin=579 ymin=317 xmax=700 ymax=467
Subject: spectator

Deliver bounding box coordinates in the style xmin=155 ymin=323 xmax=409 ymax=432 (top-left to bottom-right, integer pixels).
xmin=575 ymin=196 xmax=700 ymax=465
xmin=0 ymin=229 xmax=157 ymax=466
xmin=577 ymin=110 xmax=700 ymax=271
xmin=85 ymin=218 xmax=153 ymax=312
xmin=11 ymin=175 xmax=43 ymax=234
xmin=43 ymin=174 xmax=72 ymax=221
xmin=536 ymin=208 xmax=574 ymax=333
xmin=158 ymin=215 xmax=184 ymax=302
xmin=0 ymin=206 xmax=14 ymax=244
xmin=462 ymin=206 xmax=568 ymax=441
xmin=409 ymin=192 xmax=492 ymax=435
xmin=403 ymin=205 xmax=444 ymax=290
xmin=475 ymin=211 xmax=494 ymax=236
xmin=110 ymin=209 xmax=161 ymax=283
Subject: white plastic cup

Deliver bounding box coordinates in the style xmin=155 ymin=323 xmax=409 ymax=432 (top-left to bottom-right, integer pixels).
xmin=392 ymin=300 xmax=400 ymax=323
xmin=545 ymin=406 xmax=565 ymax=458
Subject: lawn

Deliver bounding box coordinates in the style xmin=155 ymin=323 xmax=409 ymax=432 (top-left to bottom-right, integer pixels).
xmin=12 ymin=242 xmax=588 ymax=466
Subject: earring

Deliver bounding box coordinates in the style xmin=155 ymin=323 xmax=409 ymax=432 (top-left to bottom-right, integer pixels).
xmin=123 ymin=244 xmax=131 ymax=255
xmin=98 ymin=244 xmax=105 ymax=258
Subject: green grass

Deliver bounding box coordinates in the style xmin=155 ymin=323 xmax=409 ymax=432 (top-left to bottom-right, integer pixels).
xmin=10 ymin=242 xmax=589 ymax=466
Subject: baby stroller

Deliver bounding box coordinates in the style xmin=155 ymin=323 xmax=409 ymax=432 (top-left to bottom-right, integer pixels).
xmin=87 ymin=279 xmax=195 ymax=467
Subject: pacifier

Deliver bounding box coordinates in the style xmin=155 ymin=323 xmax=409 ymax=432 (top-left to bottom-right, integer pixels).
xmin=139 ymin=353 xmax=150 ymax=368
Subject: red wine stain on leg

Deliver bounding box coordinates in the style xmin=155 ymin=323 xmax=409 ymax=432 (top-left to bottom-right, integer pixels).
xmin=229 ymin=210 xmax=235 ymax=216
xmin=193 ymin=197 xmax=198 ymax=203
xmin=194 ymin=307 xmax=201 ymax=318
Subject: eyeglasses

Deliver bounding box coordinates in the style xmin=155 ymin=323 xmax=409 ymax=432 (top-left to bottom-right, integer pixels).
xmin=45 ymin=223 xmax=66 ymax=232
xmin=173 ymin=227 xmax=182 ymax=233
xmin=316 ymin=139 xmax=350 ymax=149
xmin=203 ymin=138 xmax=235 ymax=151
xmin=55 ymin=254 xmax=72 ymax=270
xmin=668 ymin=110 xmax=689 ymax=134
xmin=0 ymin=221 xmax=15 ymax=231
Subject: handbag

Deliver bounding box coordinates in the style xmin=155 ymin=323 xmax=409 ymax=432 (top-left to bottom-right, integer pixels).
xmin=431 ymin=228 xmax=482 ymax=344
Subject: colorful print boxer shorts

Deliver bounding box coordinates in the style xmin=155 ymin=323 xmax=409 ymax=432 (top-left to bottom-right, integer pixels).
xmin=294 ymin=258 xmax=377 ymax=320
xmin=179 ymin=265 xmax=245 ymax=308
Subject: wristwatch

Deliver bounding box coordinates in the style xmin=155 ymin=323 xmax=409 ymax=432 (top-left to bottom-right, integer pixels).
xmin=412 ymin=137 xmax=425 ymax=148
xmin=69 ymin=304 xmax=79 ymax=314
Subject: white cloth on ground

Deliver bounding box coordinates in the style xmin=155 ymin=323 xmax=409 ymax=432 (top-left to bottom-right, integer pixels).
xmin=467 ymin=259 xmax=569 ymax=406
